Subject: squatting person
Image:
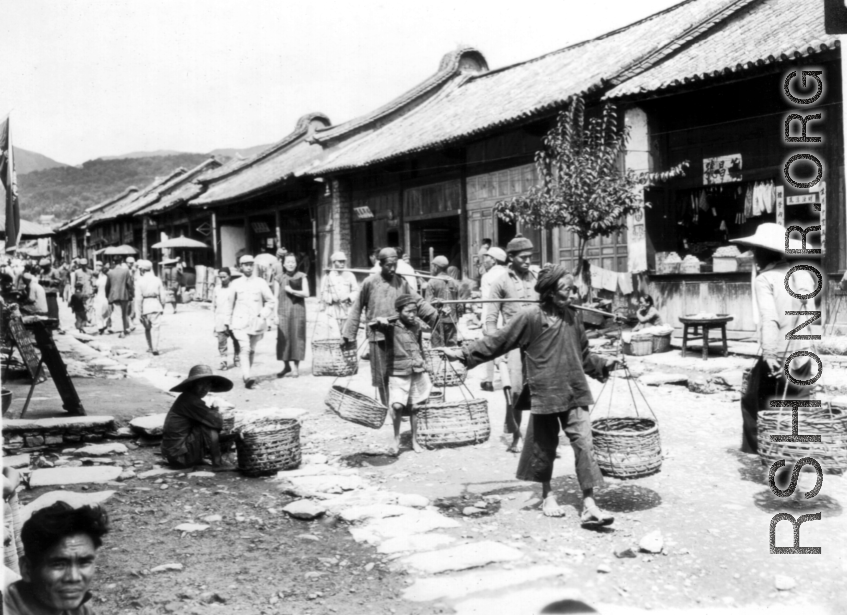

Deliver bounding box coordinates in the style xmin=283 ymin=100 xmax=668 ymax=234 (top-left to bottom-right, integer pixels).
xmin=161 ymin=365 xmax=236 ymax=471
xmin=4 ymin=501 xmax=109 ymax=614
xmin=442 ymin=265 xmax=620 ymax=527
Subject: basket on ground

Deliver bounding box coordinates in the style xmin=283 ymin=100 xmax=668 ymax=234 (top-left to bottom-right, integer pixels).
xmin=312 ymin=339 xmax=358 ymax=377
xmin=235 ymin=420 xmax=301 ymax=476
xmin=592 ymin=417 xmax=662 ymax=479
xmin=757 ymin=403 xmax=847 ymax=473
xmin=416 ymin=397 xmax=490 ymax=449
xmin=652 ymin=333 xmax=672 ymax=353
xmin=325 ymin=385 xmax=388 ymax=429
xmin=424 ymin=349 xmax=467 ymax=386
xmin=625 ymin=335 xmax=653 ymax=356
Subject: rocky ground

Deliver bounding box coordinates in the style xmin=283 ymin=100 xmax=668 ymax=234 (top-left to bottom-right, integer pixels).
xmin=4 ymin=299 xmax=847 ymax=614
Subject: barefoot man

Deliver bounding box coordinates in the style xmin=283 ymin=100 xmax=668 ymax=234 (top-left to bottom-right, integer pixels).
xmin=442 ymin=265 xmax=620 ymax=526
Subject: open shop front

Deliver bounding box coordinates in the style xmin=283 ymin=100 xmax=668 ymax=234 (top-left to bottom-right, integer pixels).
xmin=638 ymin=68 xmax=842 ymax=338
xmin=403 ymin=180 xmax=462 ymax=272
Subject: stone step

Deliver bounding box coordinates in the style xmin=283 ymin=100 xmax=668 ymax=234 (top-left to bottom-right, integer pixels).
xmin=3 ymin=416 xmax=115 ymax=434
xmin=29 ymin=466 xmax=123 ymax=488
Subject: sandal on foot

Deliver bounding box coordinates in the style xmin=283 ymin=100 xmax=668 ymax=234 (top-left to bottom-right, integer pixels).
xmin=580 ymin=505 xmax=614 ymax=527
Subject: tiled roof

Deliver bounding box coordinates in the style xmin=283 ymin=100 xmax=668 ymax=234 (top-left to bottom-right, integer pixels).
xmin=130 ymin=158 xmax=220 ymax=217
xmin=89 ymin=170 xmax=188 ymax=224
xmin=605 ymin=0 xmax=837 ymax=99
xmin=56 ymin=213 xmax=90 ymax=233
xmin=307 ymin=0 xmax=738 ymax=174
xmin=190 ymin=139 xmax=324 ymax=207
xmin=84 ymin=187 xmax=139 ymax=215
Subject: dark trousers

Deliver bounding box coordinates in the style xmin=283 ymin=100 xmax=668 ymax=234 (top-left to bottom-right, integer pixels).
xmin=110 ymin=299 xmax=130 ymax=333
xmin=516 ymin=408 xmax=605 ymax=491
xmin=166 ymin=424 xmax=220 ymax=469
xmin=740 ymin=357 xmax=813 ymax=454
xmin=370 ymin=340 xmax=390 ymax=405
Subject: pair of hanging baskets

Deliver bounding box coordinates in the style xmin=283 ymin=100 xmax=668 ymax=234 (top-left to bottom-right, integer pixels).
xmin=235 ymin=419 xmax=301 ymax=476
xmin=757 ymin=402 xmax=847 ymax=473
xmin=416 ymin=395 xmax=490 ymax=449
xmin=312 ymin=338 xmax=359 ymax=377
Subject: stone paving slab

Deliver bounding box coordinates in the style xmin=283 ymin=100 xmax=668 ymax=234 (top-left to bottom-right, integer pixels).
xmin=350 ymin=509 xmax=460 ymax=544
xmin=452 ymin=587 xmax=587 ymax=615
xmin=399 ymin=540 xmax=523 ymax=574
xmin=3 ymin=454 xmax=31 ymax=468
xmin=29 ymin=466 xmax=123 ymax=487
xmin=377 ymin=533 xmax=455 ymax=555
xmin=404 ymin=564 xmax=569 ymax=602
xmin=3 ymin=416 xmax=115 ymax=433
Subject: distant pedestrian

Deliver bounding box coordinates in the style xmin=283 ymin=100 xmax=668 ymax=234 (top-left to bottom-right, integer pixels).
xmin=69 ymin=282 xmax=87 ymax=333
xmin=277 ymin=254 xmax=309 ymax=378
xmin=19 ymin=273 xmax=47 ymax=317
xmin=92 ymin=262 xmax=111 ymax=334
xmin=136 ymin=260 xmax=166 ymax=355
xmin=74 ymin=259 xmax=94 ymax=325
xmin=125 ymin=256 xmax=138 ymax=331
xmin=105 ymin=259 xmax=134 ymax=338
xmin=213 ymin=267 xmax=240 ymax=370
xmin=319 ymin=251 xmax=358 ymax=333
xmin=228 ymin=255 xmax=276 ymax=389
xmin=425 ymin=255 xmax=463 ymax=347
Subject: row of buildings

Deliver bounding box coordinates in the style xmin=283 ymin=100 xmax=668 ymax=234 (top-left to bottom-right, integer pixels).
xmin=53 ymin=0 xmax=847 ymax=334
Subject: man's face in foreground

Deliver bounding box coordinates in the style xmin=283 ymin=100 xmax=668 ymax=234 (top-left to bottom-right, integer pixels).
xmin=380 ymin=257 xmax=397 ymax=277
xmin=510 ymin=250 xmax=532 ymax=274
xmin=23 ymin=533 xmax=97 ymax=611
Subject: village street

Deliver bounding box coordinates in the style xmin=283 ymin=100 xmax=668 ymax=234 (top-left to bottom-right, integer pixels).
xmin=5 ymin=299 xmax=847 ymax=615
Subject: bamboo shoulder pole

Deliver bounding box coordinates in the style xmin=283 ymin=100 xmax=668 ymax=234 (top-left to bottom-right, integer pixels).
xmin=323 ymin=267 xmax=439 ymax=280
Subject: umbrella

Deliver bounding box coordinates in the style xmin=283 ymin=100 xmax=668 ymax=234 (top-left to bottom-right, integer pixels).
xmin=103 ymin=245 xmax=138 ymax=256
xmin=151 ymin=236 xmax=209 ymax=249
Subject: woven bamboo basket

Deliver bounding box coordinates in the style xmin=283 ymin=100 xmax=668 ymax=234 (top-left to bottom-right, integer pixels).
xmin=652 ymin=333 xmax=672 ymax=353
xmin=424 ymin=350 xmax=467 ymax=387
xmin=625 ymin=335 xmax=653 ymax=356
xmin=592 ymin=417 xmax=662 ymax=479
xmin=757 ymin=404 xmax=847 ymax=473
xmin=325 ymin=385 xmax=388 ymax=429
xmin=235 ymin=420 xmax=301 ymax=476
xmin=311 ymin=339 xmax=358 ymax=377
xmin=416 ymin=398 xmax=490 ymax=449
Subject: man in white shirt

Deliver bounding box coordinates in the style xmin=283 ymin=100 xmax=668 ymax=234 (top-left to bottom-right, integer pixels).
xmin=135 ymin=260 xmax=167 ymax=355
xmin=479 ymin=247 xmax=508 ymax=392
xmin=213 ymin=267 xmax=240 ymax=370
xmin=227 ymin=255 xmax=276 ymax=389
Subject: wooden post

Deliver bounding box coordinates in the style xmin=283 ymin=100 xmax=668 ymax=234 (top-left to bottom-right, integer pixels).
xmin=141 ymin=217 xmax=149 ymax=260
xmin=275 ymin=209 xmax=282 ymax=251
xmin=211 ymin=212 xmax=219 ymax=268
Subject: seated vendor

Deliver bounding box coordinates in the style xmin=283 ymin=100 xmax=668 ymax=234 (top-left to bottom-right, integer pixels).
xmin=161 ymin=365 xmax=236 ymax=471
xmin=19 ymin=272 xmax=48 ymax=317
xmin=633 ymin=294 xmax=663 ymax=331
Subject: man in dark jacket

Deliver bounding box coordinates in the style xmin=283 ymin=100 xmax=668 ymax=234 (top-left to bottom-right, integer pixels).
xmin=342 ymin=248 xmax=439 ymax=405
xmin=443 ymin=265 xmax=620 ymax=527
xmin=105 ymin=259 xmax=134 ymax=338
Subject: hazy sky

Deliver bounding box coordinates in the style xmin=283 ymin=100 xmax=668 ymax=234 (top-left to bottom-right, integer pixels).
xmin=2 ymin=0 xmax=682 ymax=165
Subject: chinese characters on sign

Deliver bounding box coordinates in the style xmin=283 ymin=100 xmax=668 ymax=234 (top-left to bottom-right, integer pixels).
xmin=702 ymin=154 xmax=742 ymax=184
xmin=353 ymin=206 xmax=374 ymax=220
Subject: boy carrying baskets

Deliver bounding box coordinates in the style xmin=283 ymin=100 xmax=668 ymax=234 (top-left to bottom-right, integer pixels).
xmin=370 ymin=294 xmax=433 ymax=455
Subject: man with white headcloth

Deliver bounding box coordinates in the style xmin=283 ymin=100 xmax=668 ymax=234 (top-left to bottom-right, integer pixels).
xmin=227 ymin=255 xmax=276 ymax=389
xmin=319 ymin=251 xmax=359 ymax=333
xmin=479 ymin=246 xmax=508 ymax=392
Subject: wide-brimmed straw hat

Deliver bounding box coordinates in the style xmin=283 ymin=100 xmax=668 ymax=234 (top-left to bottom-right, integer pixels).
xmin=730 ymin=222 xmax=803 ymax=254
xmin=170 ymin=365 xmax=233 ymax=393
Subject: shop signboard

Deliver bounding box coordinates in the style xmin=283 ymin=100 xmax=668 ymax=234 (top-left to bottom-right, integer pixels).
xmin=775 ymin=186 xmax=785 ymax=226
xmin=353 ymin=206 xmax=374 ymax=220
xmin=703 ymin=154 xmax=742 ymax=185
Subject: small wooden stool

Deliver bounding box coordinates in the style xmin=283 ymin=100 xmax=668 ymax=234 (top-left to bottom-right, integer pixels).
xmin=679 ymin=316 xmax=734 ymax=360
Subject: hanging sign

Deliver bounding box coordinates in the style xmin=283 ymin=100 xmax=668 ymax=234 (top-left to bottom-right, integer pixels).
xmin=775 ymin=186 xmax=785 ymax=226
xmin=251 ymin=221 xmax=270 ymax=234
xmin=703 ymin=154 xmax=742 ymax=184
xmin=353 ymin=206 xmax=374 ymax=220
xmin=195 ymin=222 xmax=212 ymax=237
xmin=785 ymin=194 xmax=820 ymax=205
xmin=819 ymin=181 xmax=827 ymax=255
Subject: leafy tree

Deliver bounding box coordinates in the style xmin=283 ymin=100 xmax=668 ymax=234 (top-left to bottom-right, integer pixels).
xmin=494 ymin=97 xmax=644 ymax=276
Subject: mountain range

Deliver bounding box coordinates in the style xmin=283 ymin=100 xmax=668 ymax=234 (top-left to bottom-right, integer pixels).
xmin=7 ymin=143 xmax=271 ymax=223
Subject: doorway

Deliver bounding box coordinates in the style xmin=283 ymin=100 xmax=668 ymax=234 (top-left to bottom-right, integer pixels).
xmin=407 ymin=215 xmax=461 ymax=272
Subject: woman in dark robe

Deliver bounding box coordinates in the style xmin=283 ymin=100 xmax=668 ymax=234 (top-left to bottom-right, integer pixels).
xmin=277 ymin=254 xmax=309 ymax=378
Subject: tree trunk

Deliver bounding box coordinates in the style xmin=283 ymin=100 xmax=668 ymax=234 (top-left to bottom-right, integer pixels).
xmin=575 ymin=238 xmax=592 ymax=302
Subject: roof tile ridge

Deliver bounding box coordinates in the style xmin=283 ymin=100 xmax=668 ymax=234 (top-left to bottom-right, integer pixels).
xmin=465 ymin=0 xmax=706 ymax=84
xmin=85 ymin=186 xmax=139 ymax=213
xmin=606 ymin=0 xmax=764 ymax=87
xmin=312 ymin=47 xmax=485 ymax=144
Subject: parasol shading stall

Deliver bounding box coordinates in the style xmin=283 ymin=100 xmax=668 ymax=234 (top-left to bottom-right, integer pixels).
xmin=151 ymin=236 xmax=210 ymax=250
xmin=103 ymin=244 xmax=138 ymax=256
